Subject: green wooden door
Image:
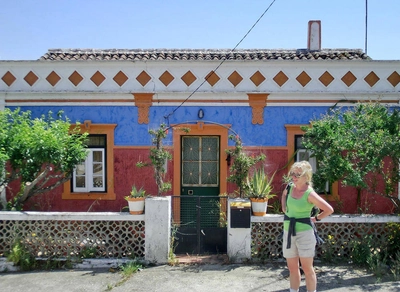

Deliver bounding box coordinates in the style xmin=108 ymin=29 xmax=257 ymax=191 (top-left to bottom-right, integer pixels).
xmin=181 ymin=136 xmax=220 ymax=228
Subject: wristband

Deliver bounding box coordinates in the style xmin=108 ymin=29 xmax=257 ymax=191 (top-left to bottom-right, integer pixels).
xmin=315 ymin=215 xmax=321 ymax=221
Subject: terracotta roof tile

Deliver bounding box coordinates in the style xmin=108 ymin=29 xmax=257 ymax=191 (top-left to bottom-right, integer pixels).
xmin=39 ymin=48 xmax=370 ymax=61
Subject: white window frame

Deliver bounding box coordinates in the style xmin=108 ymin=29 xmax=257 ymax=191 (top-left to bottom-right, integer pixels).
xmin=73 ymin=148 xmax=105 ymax=192
xmin=297 ymin=147 xmax=329 ymax=193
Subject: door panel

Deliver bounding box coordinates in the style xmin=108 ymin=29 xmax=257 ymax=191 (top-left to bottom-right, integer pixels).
xmin=175 ymin=135 xmax=226 ymax=254
xmin=181 ymin=136 xmax=220 ymax=227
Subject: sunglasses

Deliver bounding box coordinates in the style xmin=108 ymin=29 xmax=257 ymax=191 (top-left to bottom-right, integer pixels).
xmin=289 ymin=171 xmax=303 ymax=178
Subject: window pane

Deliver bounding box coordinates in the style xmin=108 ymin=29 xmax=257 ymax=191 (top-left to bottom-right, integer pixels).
xmin=202 ymin=137 xmax=218 ymax=161
xmin=92 ymin=151 xmax=103 ymax=163
xmin=182 ymin=137 xmax=199 ymax=161
xmin=201 ymin=161 xmax=218 ymax=185
xmin=93 ymin=163 xmax=103 ymax=176
xmin=75 ymin=163 xmax=86 ymax=175
xmin=182 ymin=161 xmax=199 ymax=185
xmin=76 ymin=176 xmax=86 ymax=188
xmin=93 ymin=177 xmax=103 ymax=188
xmin=88 ymin=135 xmax=106 ymax=146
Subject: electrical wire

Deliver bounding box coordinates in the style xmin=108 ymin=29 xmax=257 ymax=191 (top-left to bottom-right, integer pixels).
xmin=164 ymin=0 xmax=278 ymax=123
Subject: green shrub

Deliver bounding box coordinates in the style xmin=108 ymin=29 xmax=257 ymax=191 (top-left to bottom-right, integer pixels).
xmin=7 ymin=240 xmax=36 ymax=271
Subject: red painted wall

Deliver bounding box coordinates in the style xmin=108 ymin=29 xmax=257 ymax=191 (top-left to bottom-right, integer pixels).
xmin=7 ymin=148 xmax=396 ymax=214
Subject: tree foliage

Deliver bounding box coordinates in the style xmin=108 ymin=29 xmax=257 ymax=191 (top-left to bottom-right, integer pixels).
xmin=0 ymin=108 xmax=88 ymax=209
xmin=136 ymin=123 xmax=189 ymax=196
xmin=301 ymin=102 xmax=400 ymax=213
xmin=226 ymin=134 xmax=266 ymax=198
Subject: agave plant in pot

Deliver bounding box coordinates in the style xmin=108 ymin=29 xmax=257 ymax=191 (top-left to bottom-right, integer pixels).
xmin=246 ymin=168 xmax=276 ymax=216
xmin=124 ymin=185 xmax=147 ymax=215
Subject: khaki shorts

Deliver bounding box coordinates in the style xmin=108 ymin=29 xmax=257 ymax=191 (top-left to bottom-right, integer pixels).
xmin=283 ymin=229 xmax=316 ymax=258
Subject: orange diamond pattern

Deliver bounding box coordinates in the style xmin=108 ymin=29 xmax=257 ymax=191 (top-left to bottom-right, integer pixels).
xmin=364 ymin=71 xmax=380 ymax=87
xmin=205 ymin=71 xmax=220 ymax=86
xmin=387 ymin=71 xmax=400 ymax=87
xmin=273 ymin=71 xmax=289 ymax=87
xmin=181 ymin=70 xmax=197 ymax=86
xmin=341 ymin=71 xmax=357 ymax=87
xmin=46 ymin=71 xmax=61 ymax=86
xmin=159 ymin=70 xmax=174 ymax=86
xmin=296 ymin=71 xmax=312 ymax=87
xmin=250 ymin=71 xmax=266 ymax=86
xmin=4 ymin=68 xmax=399 ymax=93
xmin=69 ymin=71 xmax=83 ymax=86
xmin=136 ymin=71 xmax=152 ymax=87
xmin=113 ymin=71 xmax=128 ymax=87
xmin=91 ymin=71 xmax=106 ymax=87
xmin=24 ymin=71 xmax=38 ymax=86
xmin=228 ymin=71 xmax=243 ymax=87
xmin=2 ymin=71 xmax=16 ymax=86
xmin=319 ymin=71 xmax=334 ymax=87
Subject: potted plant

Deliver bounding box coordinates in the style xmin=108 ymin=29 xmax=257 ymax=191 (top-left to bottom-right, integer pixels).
xmin=226 ymin=134 xmax=266 ymax=198
xmin=246 ymin=168 xmax=276 ymax=216
xmin=124 ymin=185 xmax=147 ymax=214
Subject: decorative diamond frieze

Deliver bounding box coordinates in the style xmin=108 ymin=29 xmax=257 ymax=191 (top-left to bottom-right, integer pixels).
xmin=228 ymin=70 xmax=243 ymax=87
xmin=205 ymin=71 xmax=220 ymax=86
xmin=250 ymin=70 xmax=266 ymax=86
xmin=341 ymin=71 xmax=357 ymax=87
xmin=387 ymin=71 xmax=400 ymax=87
xmin=319 ymin=71 xmax=334 ymax=87
xmin=1 ymin=71 xmax=16 ymax=86
xmin=181 ymin=70 xmax=197 ymax=86
xmin=69 ymin=71 xmax=83 ymax=86
xmin=159 ymin=70 xmax=174 ymax=86
xmin=113 ymin=71 xmax=128 ymax=87
xmin=24 ymin=71 xmax=39 ymax=86
xmin=364 ymin=71 xmax=380 ymax=87
xmin=296 ymin=71 xmax=312 ymax=87
xmin=91 ymin=71 xmax=106 ymax=87
xmin=136 ymin=70 xmax=152 ymax=87
xmin=273 ymin=71 xmax=289 ymax=87
xmin=46 ymin=71 xmax=61 ymax=86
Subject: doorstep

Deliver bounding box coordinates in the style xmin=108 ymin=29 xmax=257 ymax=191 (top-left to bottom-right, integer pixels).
xmin=175 ymin=254 xmax=229 ymax=265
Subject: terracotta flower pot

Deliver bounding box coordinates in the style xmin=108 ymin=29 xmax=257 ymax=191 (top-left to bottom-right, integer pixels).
xmin=250 ymin=198 xmax=268 ymax=216
xmin=126 ymin=197 xmax=145 ymax=214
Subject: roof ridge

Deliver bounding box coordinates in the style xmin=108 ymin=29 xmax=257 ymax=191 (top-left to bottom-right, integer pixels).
xmin=40 ymin=48 xmax=370 ymax=61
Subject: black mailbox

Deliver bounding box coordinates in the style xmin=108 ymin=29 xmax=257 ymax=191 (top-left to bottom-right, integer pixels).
xmin=230 ymin=200 xmax=251 ymax=228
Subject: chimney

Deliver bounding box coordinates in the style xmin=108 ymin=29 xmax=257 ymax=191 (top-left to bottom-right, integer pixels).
xmin=307 ymin=20 xmax=321 ymax=51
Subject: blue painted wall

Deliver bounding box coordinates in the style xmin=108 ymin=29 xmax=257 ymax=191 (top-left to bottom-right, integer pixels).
xmin=9 ymin=106 xmax=330 ymax=147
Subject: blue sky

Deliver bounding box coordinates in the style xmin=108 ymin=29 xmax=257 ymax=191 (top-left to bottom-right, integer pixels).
xmin=1 ymin=0 xmax=399 ymax=60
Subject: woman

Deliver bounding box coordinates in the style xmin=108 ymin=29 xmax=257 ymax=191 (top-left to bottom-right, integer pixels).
xmin=281 ymin=161 xmax=334 ymax=292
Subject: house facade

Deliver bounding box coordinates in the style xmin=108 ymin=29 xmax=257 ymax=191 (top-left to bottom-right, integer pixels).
xmin=1 ymin=40 xmax=400 ymax=213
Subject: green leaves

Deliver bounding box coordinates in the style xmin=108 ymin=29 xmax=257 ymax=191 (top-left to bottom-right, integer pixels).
xmin=226 ymin=134 xmax=266 ymax=198
xmin=137 ymin=123 xmax=186 ymax=196
xmin=0 ymin=108 xmax=88 ymax=208
xmin=302 ymin=102 xmax=400 ymax=213
xmin=246 ymin=168 xmax=276 ymax=199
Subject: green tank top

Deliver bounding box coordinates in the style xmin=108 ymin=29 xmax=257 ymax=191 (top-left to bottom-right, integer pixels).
xmin=284 ymin=187 xmax=314 ymax=232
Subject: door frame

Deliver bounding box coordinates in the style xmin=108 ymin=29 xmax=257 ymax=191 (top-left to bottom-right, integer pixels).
xmin=173 ymin=122 xmax=230 ymax=197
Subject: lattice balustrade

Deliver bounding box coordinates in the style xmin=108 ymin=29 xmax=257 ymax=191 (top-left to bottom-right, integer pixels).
xmin=252 ymin=222 xmax=283 ymax=261
xmin=0 ymin=212 xmax=145 ymax=259
xmin=251 ymin=216 xmax=400 ymax=262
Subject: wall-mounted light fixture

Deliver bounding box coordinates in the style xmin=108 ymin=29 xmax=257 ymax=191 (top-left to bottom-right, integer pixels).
xmin=198 ymin=109 xmax=204 ymax=119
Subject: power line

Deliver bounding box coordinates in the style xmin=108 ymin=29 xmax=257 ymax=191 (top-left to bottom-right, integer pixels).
xmin=365 ymin=0 xmax=368 ymax=55
xmin=164 ymin=0 xmax=278 ymax=123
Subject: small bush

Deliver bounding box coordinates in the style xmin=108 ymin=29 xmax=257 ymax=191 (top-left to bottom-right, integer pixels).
xmin=7 ymin=240 xmax=36 ymax=271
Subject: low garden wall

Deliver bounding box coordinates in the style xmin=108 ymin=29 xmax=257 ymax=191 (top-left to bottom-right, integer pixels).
xmin=1 ymin=207 xmax=399 ymax=265
xmin=251 ymin=214 xmax=400 ymax=262
xmin=0 ymin=212 xmax=145 ymax=260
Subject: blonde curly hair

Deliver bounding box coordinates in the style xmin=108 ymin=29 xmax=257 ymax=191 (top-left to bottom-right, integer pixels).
xmin=289 ymin=160 xmax=313 ymax=187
